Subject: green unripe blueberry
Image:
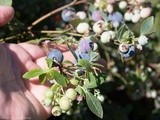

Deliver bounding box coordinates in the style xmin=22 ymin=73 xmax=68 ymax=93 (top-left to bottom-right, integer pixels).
xmin=59 ymin=96 xmax=72 ymax=111
xmin=70 ymin=78 xmax=79 ymax=86
xmin=52 ymin=106 xmax=62 ymax=116
xmin=65 ymin=88 xmax=77 ymax=101
xmin=42 ymin=98 xmax=52 ymax=107
xmin=44 ymin=89 xmax=54 ymax=98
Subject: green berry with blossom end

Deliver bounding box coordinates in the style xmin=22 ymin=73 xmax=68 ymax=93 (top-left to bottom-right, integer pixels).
xmin=59 ymin=96 xmax=72 ymax=111
xmin=65 ymin=88 xmax=77 ymax=101
xmin=52 ymin=106 xmax=62 ymax=116
xmin=42 ymin=97 xmax=52 ymax=107
xmin=44 ymin=88 xmax=54 ymax=98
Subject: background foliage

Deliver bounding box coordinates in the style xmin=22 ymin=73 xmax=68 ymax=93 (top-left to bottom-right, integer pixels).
xmin=1 ymin=0 xmax=160 ymax=120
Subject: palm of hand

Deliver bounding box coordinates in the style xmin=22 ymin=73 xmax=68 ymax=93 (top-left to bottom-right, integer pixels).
xmin=0 ymin=43 xmax=51 ymax=120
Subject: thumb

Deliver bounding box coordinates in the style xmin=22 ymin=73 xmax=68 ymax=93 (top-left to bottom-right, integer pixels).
xmin=0 ymin=6 xmax=14 ymax=26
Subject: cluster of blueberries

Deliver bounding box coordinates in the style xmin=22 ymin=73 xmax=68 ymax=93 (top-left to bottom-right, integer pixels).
xmin=47 ymin=38 xmax=96 ymax=66
xmin=50 ymin=0 xmax=152 ymax=61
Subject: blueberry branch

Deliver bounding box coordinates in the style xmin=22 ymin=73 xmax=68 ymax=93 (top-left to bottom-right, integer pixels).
xmin=27 ymin=0 xmax=88 ymax=30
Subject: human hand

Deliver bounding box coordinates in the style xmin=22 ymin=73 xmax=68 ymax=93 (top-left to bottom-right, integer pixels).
xmin=0 ymin=42 xmax=74 ymax=120
xmin=0 ymin=6 xmax=14 ymax=26
xmin=0 ymin=6 xmax=75 ymax=119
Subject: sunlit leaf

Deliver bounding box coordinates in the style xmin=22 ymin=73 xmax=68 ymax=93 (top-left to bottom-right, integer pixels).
xmin=89 ymin=51 xmax=100 ymax=62
xmin=50 ymin=70 xmax=67 ymax=87
xmin=78 ymin=59 xmax=92 ymax=71
xmin=23 ymin=68 xmax=47 ymax=79
xmin=39 ymin=73 xmax=47 ymax=84
xmin=46 ymin=58 xmax=53 ymax=68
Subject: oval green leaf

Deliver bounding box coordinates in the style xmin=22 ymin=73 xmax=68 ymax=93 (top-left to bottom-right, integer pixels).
xmin=140 ymin=16 xmax=154 ymax=35
xmin=86 ymin=91 xmax=103 ymax=118
xmin=23 ymin=68 xmax=46 ymax=79
xmin=50 ymin=70 xmax=67 ymax=87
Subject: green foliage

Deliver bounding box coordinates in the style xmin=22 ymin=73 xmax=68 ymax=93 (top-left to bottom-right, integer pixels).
xmin=86 ymin=91 xmax=103 ymax=118
xmin=49 ymin=70 xmax=67 ymax=87
xmin=140 ymin=16 xmax=154 ymax=35
xmin=1 ymin=0 xmax=160 ymax=120
xmin=0 ymin=0 xmax=12 ymax=6
xmin=23 ymin=68 xmax=47 ymax=79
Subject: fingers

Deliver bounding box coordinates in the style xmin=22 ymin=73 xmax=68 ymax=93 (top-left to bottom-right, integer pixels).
xmin=63 ymin=51 xmax=76 ymax=62
xmin=18 ymin=43 xmax=46 ymax=60
xmin=0 ymin=6 xmax=14 ymax=26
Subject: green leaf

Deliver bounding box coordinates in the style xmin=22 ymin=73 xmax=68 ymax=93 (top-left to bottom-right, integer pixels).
xmin=117 ymin=24 xmax=127 ymax=40
xmin=84 ymin=72 xmax=106 ymax=89
xmin=39 ymin=73 xmax=47 ymax=84
xmin=75 ymin=86 xmax=85 ymax=96
xmin=84 ymin=80 xmax=97 ymax=89
xmin=86 ymin=91 xmax=103 ymax=118
xmin=23 ymin=68 xmax=47 ymax=79
xmin=50 ymin=70 xmax=67 ymax=87
xmin=0 ymin=0 xmax=12 ymax=6
xmin=78 ymin=59 xmax=92 ymax=71
xmin=89 ymin=52 xmax=100 ymax=62
xmin=140 ymin=16 xmax=154 ymax=35
xmin=96 ymin=73 xmax=106 ymax=85
xmin=46 ymin=58 xmax=53 ymax=68
xmin=84 ymin=72 xmax=97 ymax=89
xmin=122 ymin=30 xmax=130 ymax=39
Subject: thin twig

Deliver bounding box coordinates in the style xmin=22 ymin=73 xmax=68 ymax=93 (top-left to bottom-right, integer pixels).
xmin=28 ymin=0 xmax=88 ymax=30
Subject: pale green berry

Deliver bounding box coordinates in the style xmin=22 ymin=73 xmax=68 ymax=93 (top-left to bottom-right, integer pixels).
xmin=118 ymin=1 xmax=127 ymax=10
xmin=131 ymin=13 xmax=140 ymax=23
xmin=76 ymin=22 xmax=90 ymax=34
xmin=52 ymin=106 xmax=62 ymax=116
xmin=65 ymin=88 xmax=77 ymax=101
xmin=137 ymin=35 xmax=148 ymax=45
xmin=100 ymin=31 xmax=111 ymax=43
xmin=109 ymin=30 xmax=116 ymax=39
xmin=97 ymin=94 xmax=105 ymax=102
xmin=44 ymin=89 xmax=54 ymax=98
xmin=124 ymin=12 xmax=133 ymax=21
xmin=140 ymin=7 xmax=152 ymax=18
xmin=42 ymin=98 xmax=52 ymax=107
xmin=93 ymin=20 xmax=105 ymax=34
xmin=59 ymin=96 xmax=72 ymax=111
xmin=107 ymin=4 xmax=113 ymax=13
xmin=76 ymin=11 xmax=87 ymax=20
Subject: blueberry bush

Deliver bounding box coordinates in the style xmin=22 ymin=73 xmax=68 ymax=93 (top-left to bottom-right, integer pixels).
xmin=1 ymin=0 xmax=160 ymax=120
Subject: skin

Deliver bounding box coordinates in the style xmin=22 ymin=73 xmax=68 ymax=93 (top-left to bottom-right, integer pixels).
xmin=0 ymin=6 xmax=74 ymax=120
xmin=0 ymin=6 xmax=107 ymax=120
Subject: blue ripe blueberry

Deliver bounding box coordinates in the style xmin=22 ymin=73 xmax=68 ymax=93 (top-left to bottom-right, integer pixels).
xmin=78 ymin=38 xmax=94 ymax=53
xmin=108 ymin=11 xmax=123 ymax=24
xmin=61 ymin=7 xmax=76 ymax=22
xmin=75 ymin=50 xmax=90 ymax=61
xmin=92 ymin=10 xmax=103 ymax=22
xmin=121 ymin=45 xmax=135 ymax=58
xmin=47 ymin=49 xmax=64 ymax=66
